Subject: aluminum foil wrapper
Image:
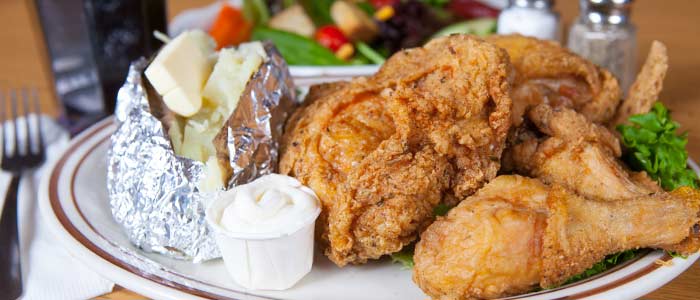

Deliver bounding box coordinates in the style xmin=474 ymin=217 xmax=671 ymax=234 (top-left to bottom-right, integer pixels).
xmin=107 ymin=43 xmax=297 ymax=262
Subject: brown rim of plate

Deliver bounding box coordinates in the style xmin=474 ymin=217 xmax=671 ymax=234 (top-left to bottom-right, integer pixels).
xmin=47 ymin=118 xmax=675 ymax=300
xmin=48 ymin=119 xmax=260 ymax=300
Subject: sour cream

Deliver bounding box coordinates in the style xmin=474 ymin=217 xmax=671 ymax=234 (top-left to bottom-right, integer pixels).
xmin=217 ymin=174 xmax=320 ymax=236
xmin=205 ymin=174 xmax=321 ymax=290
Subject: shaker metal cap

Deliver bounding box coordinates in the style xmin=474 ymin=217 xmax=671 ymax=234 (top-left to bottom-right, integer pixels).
xmin=580 ymin=0 xmax=633 ymax=25
xmin=587 ymin=0 xmax=633 ymax=5
xmin=581 ymin=0 xmax=633 ymax=10
xmin=509 ymin=0 xmax=554 ymax=9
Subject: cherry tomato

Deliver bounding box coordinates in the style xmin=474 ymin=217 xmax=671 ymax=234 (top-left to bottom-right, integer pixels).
xmin=370 ymin=0 xmax=398 ymax=9
xmin=315 ymin=25 xmax=349 ymax=52
xmin=448 ymin=0 xmax=500 ymax=19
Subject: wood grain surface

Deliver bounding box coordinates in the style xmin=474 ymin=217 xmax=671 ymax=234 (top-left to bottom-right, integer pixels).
xmin=1 ymin=0 xmax=698 ymax=299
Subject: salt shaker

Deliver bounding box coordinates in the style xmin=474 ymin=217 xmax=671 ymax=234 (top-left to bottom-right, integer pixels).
xmin=497 ymin=0 xmax=561 ymax=41
xmin=567 ymin=0 xmax=636 ymax=92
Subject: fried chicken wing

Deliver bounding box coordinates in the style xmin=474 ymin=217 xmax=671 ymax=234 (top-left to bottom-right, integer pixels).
xmin=508 ymin=104 xmax=659 ymax=201
xmin=413 ymin=175 xmax=700 ymax=300
xmin=279 ymin=35 xmax=513 ymax=266
xmin=610 ymin=40 xmax=669 ymax=127
xmin=485 ymin=35 xmax=621 ymax=125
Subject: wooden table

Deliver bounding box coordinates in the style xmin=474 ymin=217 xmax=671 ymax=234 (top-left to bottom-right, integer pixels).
xmin=1 ymin=0 xmax=698 ymax=299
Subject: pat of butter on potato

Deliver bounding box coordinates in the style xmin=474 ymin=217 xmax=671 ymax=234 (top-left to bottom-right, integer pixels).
xmin=145 ymin=30 xmax=215 ymax=117
xmin=145 ymin=29 xmax=267 ymax=192
xmin=146 ymin=32 xmax=267 ymax=192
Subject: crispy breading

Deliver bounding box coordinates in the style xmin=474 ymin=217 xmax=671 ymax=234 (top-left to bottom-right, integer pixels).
xmin=485 ymin=35 xmax=622 ymax=125
xmin=507 ymin=104 xmax=660 ymax=201
xmin=413 ymin=175 xmax=700 ymax=300
xmin=610 ymin=41 xmax=669 ymax=126
xmin=279 ymin=35 xmax=513 ymax=266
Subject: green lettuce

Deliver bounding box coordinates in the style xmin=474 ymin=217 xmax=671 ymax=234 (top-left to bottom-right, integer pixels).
xmin=617 ymin=102 xmax=699 ymax=190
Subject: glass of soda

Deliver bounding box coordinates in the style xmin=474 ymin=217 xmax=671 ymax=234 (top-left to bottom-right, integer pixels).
xmin=82 ymin=0 xmax=167 ymax=115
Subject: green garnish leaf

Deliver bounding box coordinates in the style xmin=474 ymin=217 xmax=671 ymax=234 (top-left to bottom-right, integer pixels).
xmin=563 ymin=250 xmax=639 ymax=285
xmin=433 ymin=203 xmax=452 ymax=217
xmin=390 ymin=244 xmax=415 ymax=269
xmin=561 ymin=102 xmax=695 ymax=287
xmin=617 ymin=102 xmax=699 ymax=190
xmin=667 ymin=250 xmax=689 ymax=259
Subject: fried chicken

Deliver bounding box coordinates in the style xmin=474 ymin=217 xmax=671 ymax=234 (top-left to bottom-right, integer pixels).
xmin=610 ymin=40 xmax=669 ymax=127
xmin=507 ymin=104 xmax=660 ymax=201
xmin=484 ymin=35 xmax=621 ymax=125
xmin=413 ymin=175 xmax=700 ymax=300
xmin=279 ymin=35 xmax=513 ymax=266
xmin=500 ymin=40 xmax=673 ymax=201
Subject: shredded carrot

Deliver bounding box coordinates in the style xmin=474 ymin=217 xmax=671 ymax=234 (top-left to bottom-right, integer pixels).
xmin=209 ymin=4 xmax=252 ymax=49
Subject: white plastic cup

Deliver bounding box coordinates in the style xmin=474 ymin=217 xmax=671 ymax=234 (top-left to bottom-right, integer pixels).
xmin=205 ymin=191 xmax=321 ymax=290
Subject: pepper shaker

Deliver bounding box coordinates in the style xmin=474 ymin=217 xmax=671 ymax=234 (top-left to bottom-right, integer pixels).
xmin=497 ymin=0 xmax=561 ymax=41
xmin=567 ymin=0 xmax=637 ymax=92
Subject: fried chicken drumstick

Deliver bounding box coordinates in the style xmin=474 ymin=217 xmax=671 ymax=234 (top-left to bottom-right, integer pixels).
xmin=279 ymin=35 xmax=513 ymax=266
xmin=414 ymin=175 xmax=700 ymax=300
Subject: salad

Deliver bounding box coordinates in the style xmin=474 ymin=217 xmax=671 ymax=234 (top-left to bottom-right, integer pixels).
xmin=205 ymin=0 xmax=499 ymax=65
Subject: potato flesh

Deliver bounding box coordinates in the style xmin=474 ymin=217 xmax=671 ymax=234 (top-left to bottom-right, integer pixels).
xmin=167 ymin=42 xmax=266 ymax=191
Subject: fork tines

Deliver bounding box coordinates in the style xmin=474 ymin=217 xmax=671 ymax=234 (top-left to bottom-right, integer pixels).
xmin=1 ymin=88 xmax=45 ymax=172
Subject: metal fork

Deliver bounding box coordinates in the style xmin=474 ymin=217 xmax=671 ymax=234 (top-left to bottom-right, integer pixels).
xmin=0 ymin=88 xmax=46 ymax=300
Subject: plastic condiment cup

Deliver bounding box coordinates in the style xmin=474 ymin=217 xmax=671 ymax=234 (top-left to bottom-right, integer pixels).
xmin=205 ymin=189 xmax=321 ymax=290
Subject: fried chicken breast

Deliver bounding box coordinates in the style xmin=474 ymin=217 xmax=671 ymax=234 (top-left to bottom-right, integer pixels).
xmin=279 ymin=35 xmax=513 ymax=266
xmin=413 ymin=175 xmax=700 ymax=300
xmin=484 ymin=35 xmax=621 ymax=125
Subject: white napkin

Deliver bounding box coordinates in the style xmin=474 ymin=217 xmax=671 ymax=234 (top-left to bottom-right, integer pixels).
xmin=0 ymin=116 xmax=114 ymax=300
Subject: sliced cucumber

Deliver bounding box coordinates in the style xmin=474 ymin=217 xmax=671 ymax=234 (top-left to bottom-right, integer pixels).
xmin=431 ymin=18 xmax=497 ymax=39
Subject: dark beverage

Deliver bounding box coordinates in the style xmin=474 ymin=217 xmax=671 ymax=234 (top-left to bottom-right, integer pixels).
xmin=36 ymin=0 xmax=103 ymax=134
xmin=83 ymin=0 xmax=167 ymax=115
xmin=36 ymin=0 xmax=167 ymax=134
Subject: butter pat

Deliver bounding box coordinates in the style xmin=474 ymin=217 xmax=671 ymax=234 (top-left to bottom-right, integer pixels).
xmin=145 ymin=30 xmax=215 ymax=117
xmin=151 ymin=38 xmax=268 ymax=192
xmin=162 ymin=86 xmax=204 ymax=117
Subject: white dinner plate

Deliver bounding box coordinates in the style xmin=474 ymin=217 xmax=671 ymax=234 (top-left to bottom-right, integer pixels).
xmin=40 ymin=117 xmax=700 ymax=300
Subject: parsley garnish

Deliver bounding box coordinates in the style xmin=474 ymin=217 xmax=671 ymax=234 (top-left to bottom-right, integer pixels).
xmin=433 ymin=203 xmax=452 ymax=217
xmin=667 ymin=250 xmax=688 ymax=259
xmin=561 ymin=102 xmax=696 ymax=285
xmin=390 ymin=244 xmax=415 ymax=269
xmin=617 ymin=102 xmax=699 ymax=190
xmin=563 ymin=250 xmax=639 ymax=285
